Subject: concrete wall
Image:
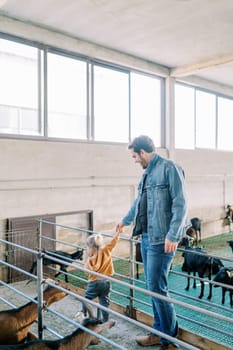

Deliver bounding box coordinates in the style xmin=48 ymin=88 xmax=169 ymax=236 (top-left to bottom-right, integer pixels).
xmin=176 ymin=149 xmax=233 ymax=236
xmin=0 ymin=138 xmax=233 ymax=241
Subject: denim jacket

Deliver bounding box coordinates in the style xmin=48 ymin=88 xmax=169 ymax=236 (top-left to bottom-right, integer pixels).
xmin=122 ymin=154 xmax=188 ymax=244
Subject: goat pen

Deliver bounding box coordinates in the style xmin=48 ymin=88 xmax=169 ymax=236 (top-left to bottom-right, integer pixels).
xmin=0 ymin=219 xmax=233 ymax=350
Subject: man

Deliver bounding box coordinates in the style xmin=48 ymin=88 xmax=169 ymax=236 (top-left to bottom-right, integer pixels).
xmin=116 ymin=135 xmax=187 ymax=350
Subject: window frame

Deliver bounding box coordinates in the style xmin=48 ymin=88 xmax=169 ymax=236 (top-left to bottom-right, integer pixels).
xmin=0 ymin=32 xmax=165 ymax=147
xmin=175 ymin=81 xmax=233 ymax=152
xmin=0 ymin=33 xmax=43 ymax=138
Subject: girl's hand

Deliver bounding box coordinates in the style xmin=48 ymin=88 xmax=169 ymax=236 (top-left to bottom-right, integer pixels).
xmin=116 ymin=222 xmax=125 ymax=233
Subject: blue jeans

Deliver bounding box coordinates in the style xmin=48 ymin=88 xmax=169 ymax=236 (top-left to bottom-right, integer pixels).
xmin=141 ymin=233 xmax=178 ymax=346
xmin=83 ymin=280 xmax=110 ymax=322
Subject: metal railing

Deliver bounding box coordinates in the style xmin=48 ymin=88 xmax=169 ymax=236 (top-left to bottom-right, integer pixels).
xmin=1 ymin=219 xmax=233 ymax=349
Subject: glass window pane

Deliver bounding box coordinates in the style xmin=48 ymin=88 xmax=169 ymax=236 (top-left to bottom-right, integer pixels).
xmin=175 ymin=84 xmax=195 ymax=149
xmin=218 ymin=97 xmax=233 ymax=151
xmin=94 ymin=65 xmax=129 ymax=142
xmin=196 ymin=90 xmax=216 ymax=149
xmin=130 ymin=73 xmax=161 ymax=147
xmin=47 ymin=53 xmax=87 ymax=139
xmin=0 ymin=39 xmax=41 ymax=135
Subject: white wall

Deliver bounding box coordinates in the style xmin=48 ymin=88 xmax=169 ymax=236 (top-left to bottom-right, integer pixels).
xmin=176 ymin=149 xmax=233 ymax=236
xmin=0 ymin=138 xmax=233 ymax=240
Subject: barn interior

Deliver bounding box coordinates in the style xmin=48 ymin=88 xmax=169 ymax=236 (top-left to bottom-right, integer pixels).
xmin=0 ymin=1 xmax=233 ymax=350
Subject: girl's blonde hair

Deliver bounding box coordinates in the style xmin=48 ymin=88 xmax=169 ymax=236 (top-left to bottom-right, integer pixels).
xmin=86 ymin=233 xmax=104 ymax=249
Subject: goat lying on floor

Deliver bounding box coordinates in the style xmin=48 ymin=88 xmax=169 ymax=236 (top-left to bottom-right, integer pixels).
xmin=29 ymin=248 xmax=83 ymax=283
xmin=0 ymin=285 xmax=67 ymax=345
xmin=0 ymin=317 xmax=115 ymax=349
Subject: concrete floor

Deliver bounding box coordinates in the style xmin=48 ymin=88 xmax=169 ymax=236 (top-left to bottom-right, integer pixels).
xmin=0 ymin=280 xmax=192 ymax=350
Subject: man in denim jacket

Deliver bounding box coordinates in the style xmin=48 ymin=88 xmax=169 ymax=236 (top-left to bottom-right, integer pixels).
xmin=116 ymin=135 xmax=187 ymax=350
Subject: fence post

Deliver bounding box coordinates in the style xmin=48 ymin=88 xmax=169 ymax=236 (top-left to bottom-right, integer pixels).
xmin=37 ymin=219 xmax=44 ymax=339
xmin=125 ymin=238 xmax=137 ymax=319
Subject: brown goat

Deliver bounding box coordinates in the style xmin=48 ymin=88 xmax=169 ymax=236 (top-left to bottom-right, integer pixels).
xmin=0 ymin=319 xmax=115 ymax=350
xmin=0 ymin=286 xmax=67 ymax=345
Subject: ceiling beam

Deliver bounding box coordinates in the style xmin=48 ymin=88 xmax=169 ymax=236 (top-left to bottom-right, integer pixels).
xmin=170 ymin=54 xmax=233 ymax=77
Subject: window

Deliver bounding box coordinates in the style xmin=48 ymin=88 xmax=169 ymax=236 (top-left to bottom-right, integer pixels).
xmin=0 ymin=35 xmax=163 ymax=145
xmin=196 ymin=90 xmax=216 ymax=149
xmin=0 ymin=39 xmax=41 ymax=135
xmin=175 ymin=84 xmax=195 ymax=149
xmin=175 ymin=82 xmax=233 ymax=151
xmin=218 ymin=97 xmax=233 ymax=151
xmin=47 ymin=53 xmax=87 ymax=139
xmin=93 ymin=65 xmax=129 ymax=142
xmin=130 ymin=73 xmax=161 ymax=147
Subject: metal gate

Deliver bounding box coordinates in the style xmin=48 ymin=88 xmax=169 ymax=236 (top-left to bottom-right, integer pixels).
xmin=6 ymin=210 xmax=93 ymax=283
xmin=6 ymin=215 xmax=56 ymax=282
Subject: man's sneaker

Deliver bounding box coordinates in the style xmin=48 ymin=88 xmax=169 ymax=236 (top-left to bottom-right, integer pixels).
xmin=136 ymin=334 xmax=161 ymax=346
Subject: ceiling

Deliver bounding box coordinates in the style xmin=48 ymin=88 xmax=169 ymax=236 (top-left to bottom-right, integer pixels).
xmin=0 ymin=0 xmax=233 ymax=89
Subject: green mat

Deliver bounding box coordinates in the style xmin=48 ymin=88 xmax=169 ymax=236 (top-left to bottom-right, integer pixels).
xmin=60 ymin=231 xmax=233 ymax=348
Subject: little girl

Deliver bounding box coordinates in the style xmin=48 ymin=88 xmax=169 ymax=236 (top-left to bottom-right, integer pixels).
xmin=82 ymin=230 xmax=121 ymax=323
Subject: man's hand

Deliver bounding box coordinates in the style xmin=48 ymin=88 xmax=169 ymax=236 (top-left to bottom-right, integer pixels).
xmin=165 ymin=239 xmax=178 ymax=253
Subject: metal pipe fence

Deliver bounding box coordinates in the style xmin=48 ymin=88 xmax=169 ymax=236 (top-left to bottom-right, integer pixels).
xmin=1 ymin=218 xmax=233 ymax=349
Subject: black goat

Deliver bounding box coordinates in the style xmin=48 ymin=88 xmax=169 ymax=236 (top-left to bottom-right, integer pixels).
xmin=227 ymin=240 xmax=233 ymax=253
xmin=182 ymin=246 xmax=224 ymax=299
xmin=213 ymin=266 xmax=233 ymax=307
xmin=179 ymin=227 xmax=197 ymax=248
xmin=223 ymin=205 xmax=233 ymax=231
xmin=29 ymin=248 xmax=83 ymax=283
xmin=189 ymin=217 xmax=202 ymax=243
xmin=225 ymin=205 xmax=233 ymax=223
xmin=135 ymin=240 xmax=142 ymax=279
